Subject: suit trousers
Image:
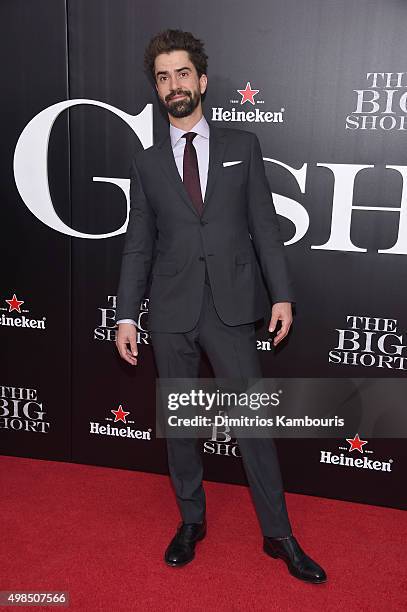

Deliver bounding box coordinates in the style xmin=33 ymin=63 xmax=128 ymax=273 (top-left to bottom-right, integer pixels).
xmin=149 ymin=266 xmax=292 ymax=537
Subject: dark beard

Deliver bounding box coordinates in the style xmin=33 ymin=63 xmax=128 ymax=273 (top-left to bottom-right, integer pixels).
xmin=163 ymin=90 xmax=200 ymax=118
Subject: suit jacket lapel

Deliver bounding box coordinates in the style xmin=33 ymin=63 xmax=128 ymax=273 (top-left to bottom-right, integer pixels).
xmin=156 ymin=123 xmax=227 ymax=218
xmin=203 ymin=125 xmax=227 ymax=210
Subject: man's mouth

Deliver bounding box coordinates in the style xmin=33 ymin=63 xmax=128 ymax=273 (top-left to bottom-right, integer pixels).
xmin=169 ymin=94 xmax=188 ymax=101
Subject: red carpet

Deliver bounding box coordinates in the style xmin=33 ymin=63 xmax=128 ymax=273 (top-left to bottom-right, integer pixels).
xmin=1 ymin=455 xmax=406 ymax=611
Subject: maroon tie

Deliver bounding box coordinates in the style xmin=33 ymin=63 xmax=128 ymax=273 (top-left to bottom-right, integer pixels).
xmin=182 ymin=132 xmax=203 ymax=215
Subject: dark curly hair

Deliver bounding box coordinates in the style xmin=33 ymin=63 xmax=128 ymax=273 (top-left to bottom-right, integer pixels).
xmin=144 ymin=29 xmax=208 ymax=83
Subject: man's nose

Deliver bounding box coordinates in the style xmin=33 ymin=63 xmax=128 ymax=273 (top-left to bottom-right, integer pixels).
xmin=168 ymin=74 xmax=177 ymax=90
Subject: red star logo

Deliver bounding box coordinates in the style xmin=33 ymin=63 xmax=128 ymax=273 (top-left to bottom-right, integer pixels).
xmin=6 ymin=293 xmax=24 ymax=313
xmin=111 ymin=405 xmax=130 ymax=423
xmin=237 ymin=82 xmax=260 ymax=105
xmin=346 ymin=433 xmax=368 ymax=453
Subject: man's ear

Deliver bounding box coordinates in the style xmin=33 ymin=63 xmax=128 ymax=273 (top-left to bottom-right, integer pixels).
xmin=200 ymin=74 xmax=208 ymax=95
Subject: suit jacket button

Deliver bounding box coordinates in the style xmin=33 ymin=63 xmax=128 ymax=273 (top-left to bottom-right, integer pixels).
xmin=200 ymin=220 xmax=208 ymax=225
xmin=198 ymin=256 xmax=205 ymax=261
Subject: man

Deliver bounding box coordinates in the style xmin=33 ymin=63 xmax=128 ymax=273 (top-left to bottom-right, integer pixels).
xmin=115 ymin=29 xmax=326 ymax=583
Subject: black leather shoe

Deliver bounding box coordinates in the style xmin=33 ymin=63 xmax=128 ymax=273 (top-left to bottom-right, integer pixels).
xmin=263 ymin=535 xmax=327 ymax=583
xmin=164 ymin=519 xmax=206 ymax=567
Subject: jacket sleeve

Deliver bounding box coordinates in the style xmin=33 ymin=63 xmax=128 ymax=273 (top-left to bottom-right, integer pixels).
xmin=115 ymin=156 xmax=157 ymax=324
xmin=246 ymin=133 xmax=296 ymax=304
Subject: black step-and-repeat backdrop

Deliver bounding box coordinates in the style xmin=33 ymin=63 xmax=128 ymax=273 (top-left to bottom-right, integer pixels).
xmin=2 ymin=0 xmax=406 ymax=509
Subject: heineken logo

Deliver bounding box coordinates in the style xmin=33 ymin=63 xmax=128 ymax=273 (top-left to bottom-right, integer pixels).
xmin=320 ymin=434 xmax=393 ymax=472
xmin=1 ymin=293 xmax=46 ymax=330
xmin=89 ymin=404 xmax=152 ymax=441
xmin=212 ymin=81 xmax=285 ymax=123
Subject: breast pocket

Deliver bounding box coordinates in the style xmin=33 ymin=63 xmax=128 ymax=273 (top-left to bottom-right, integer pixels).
xmin=221 ymin=160 xmax=246 ymax=186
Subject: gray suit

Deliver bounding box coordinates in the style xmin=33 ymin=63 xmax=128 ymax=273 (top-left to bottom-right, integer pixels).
xmin=115 ymin=124 xmax=295 ymax=330
xmin=115 ymin=122 xmax=295 ymax=537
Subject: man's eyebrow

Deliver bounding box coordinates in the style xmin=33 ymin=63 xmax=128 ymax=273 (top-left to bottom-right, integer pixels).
xmin=156 ymin=66 xmax=191 ymax=77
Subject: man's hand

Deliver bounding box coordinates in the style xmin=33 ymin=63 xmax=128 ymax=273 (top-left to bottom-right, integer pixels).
xmin=115 ymin=323 xmax=138 ymax=365
xmin=268 ymin=302 xmax=293 ymax=347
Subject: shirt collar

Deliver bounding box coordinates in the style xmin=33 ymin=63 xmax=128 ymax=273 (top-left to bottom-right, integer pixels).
xmin=170 ymin=114 xmax=210 ymax=148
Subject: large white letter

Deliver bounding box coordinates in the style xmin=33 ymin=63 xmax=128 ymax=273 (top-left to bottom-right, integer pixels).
xmin=13 ymin=99 xmax=153 ymax=238
xmin=379 ymin=166 xmax=407 ymax=254
xmin=313 ymin=163 xmax=407 ymax=254
xmin=263 ymin=158 xmax=309 ymax=245
xmin=312 ymin=164 xmax=373 ymax=252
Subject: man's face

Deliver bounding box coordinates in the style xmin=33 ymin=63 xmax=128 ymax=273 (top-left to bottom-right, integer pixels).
xmin=154 ymin=49 xmax=207 ymax=118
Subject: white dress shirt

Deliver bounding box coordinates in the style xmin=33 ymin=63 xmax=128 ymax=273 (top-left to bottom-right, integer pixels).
xmin=117 ymin=115 xmax=210 ymax=327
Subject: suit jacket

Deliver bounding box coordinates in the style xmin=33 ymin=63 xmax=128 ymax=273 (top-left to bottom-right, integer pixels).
xmin=115 ymin=123 xmax=295 ymax=333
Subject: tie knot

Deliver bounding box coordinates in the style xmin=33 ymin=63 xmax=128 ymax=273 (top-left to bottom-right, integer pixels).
xmin=182 ymin=131 xmax=198 ymax=143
